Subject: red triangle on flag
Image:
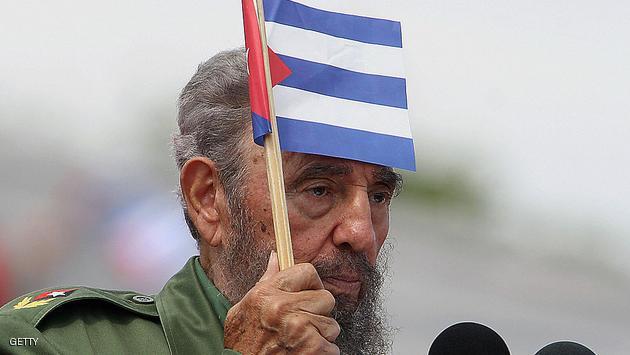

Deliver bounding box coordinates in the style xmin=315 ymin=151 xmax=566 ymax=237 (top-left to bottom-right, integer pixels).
xmin=268 ymin=47 xmax=291 ymax=86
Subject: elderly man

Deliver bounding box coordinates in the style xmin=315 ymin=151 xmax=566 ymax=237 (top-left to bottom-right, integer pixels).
xmin=0 ymin=49 xmax=401 ymax=354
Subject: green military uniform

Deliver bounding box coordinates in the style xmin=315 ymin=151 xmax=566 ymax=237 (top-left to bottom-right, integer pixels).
xmin=0 ymin=257 xmax=241 ymax=354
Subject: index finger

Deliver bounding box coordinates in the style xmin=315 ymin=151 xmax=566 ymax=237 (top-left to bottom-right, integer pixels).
xmin=271 ymin=263 xmax=324 ymax=292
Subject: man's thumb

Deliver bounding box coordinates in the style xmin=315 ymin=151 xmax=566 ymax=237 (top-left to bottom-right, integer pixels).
xmin=259 ymin=251 xmax=279 ymax=282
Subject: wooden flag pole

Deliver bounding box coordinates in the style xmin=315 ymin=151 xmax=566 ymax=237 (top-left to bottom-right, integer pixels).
xmin=255 ymin=0 xmax=294 ymax=270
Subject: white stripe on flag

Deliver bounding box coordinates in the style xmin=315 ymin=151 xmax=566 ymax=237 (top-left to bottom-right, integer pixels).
xmin=273 ymin=86 xmax=412 ymax=139
xmin=266 ymin=22 xmax=405 ymax=79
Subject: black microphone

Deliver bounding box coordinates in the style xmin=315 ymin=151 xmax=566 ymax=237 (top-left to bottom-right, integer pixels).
xmin=428 ymin=322 xmax=510 ymax=355
xmin=535 ymin=341 xmax=596 ymax=355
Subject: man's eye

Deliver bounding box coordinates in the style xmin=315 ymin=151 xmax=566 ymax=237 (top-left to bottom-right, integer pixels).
xmin=370 ymin=192 xmax=391 ymax=204
xmin=308 ymin=186 xmax=329 ymax=197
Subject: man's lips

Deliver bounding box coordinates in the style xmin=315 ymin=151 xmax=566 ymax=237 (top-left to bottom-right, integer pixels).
xmin=322 ymin=276 xmax=361 ymax=299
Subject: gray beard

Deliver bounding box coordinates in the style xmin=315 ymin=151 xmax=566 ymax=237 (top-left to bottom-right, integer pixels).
xmin=214 ymin=200 xmax=394 ymax=354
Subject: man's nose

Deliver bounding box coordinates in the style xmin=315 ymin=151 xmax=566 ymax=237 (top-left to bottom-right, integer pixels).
xmin=331 ymin=190 xmax=377 ymax=260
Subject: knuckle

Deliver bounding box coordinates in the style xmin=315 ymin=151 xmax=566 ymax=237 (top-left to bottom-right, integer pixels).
xmin=315 ymin=289 xmax=336 ymax=315
xmin=304 ymin=263 xmax=319 ymax=277
xmin=319 ymin=316 xmax=340 ymax=335
xmin=262 ymin=299 xmax=289 ymax=327
xmin=267 ymin=299 xmax=286 ymax=317
xmin=283 ymin=315 xmax=310 ymax=342
xmin=295 ymin=262 xmax=318 ymax=278
xmin=310 ymin=316 xmax=340 ymax=343
xmin=320 ymin=289 xmax=336 ymax=307
xmin=285 ymin=313 xmax=308 ymax=331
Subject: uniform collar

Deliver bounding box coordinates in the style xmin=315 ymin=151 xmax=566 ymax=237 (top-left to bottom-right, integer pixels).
xmin=192 ymin=257 xmax=232 ymax=326
xmin=155 ymin=256 xmax=232 ymax=355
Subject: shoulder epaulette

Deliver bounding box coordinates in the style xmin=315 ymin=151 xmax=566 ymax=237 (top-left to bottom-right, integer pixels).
xmin=0 ymin=286 xmax=158 ymax=327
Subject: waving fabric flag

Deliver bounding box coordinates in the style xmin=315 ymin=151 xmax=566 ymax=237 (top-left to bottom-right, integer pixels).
xmin=242 ymin=0 xmax=292 ymax=145
xmin=243 ymin=0 xmax=415 ymax=170
xmin=263 ymin=0 xmax=415 ymax=171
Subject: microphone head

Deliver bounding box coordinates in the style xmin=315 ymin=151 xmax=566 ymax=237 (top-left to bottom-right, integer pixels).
xmin=429 ymin=322 xmax=510 ymax=355
xmin=535 ymin=341 xmax=596 ymax=355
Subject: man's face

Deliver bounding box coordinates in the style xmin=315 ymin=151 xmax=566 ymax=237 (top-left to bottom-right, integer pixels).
xmin=243 ymin=147 xmax=398 ymax=301
xmin=209 ymin=143 xmax=397 ymax=353
xmin=215 ymin=147 xmax=396 ymax=353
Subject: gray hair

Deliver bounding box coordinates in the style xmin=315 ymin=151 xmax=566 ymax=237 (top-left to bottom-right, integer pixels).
xmin=172 ymin=48 xmax=251 ymax=242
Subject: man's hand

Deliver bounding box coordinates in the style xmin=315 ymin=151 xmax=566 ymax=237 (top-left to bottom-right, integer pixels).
xmin=223 ymin=252 xmax=340 ymax=354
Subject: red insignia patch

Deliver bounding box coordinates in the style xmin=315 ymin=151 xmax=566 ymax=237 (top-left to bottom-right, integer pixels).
xmin=33 ymin=288 xmax=78 ymax=301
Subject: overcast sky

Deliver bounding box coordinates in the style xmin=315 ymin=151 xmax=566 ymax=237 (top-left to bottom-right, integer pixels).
xmin=2 ymin=1 xmax=629 ymax=252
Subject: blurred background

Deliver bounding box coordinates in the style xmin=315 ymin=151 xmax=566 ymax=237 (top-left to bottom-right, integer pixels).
xmin=1 ymin=0 xmax=629 ymax=354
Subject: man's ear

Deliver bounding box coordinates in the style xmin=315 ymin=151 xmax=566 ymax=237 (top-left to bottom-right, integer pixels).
xmin=180 ymin=157 xmax=225 ymax=247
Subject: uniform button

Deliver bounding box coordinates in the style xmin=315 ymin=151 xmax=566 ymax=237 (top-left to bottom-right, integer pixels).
xmin=132 ymin=295 xmax=154 ymax=304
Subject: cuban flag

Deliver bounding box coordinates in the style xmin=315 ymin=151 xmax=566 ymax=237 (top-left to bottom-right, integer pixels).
xmin=244 ymin=0 xmax=415 ymax=171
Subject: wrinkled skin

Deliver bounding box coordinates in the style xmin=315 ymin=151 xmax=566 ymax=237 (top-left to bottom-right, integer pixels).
xmin=181 ymin=144 xmax=399 ymax=354
xmin=224 ymin=254 xmax=340 ymax=354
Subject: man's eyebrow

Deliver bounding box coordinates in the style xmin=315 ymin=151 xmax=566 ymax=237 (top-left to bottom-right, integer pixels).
xmin=289 ymin=163 xmax=351 ymax=188
xmin=373 ymin=167 xmax=403 ymax=196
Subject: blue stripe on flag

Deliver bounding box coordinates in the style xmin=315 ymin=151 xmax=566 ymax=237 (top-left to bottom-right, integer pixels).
xmin=278 ymin=54 xmax=408 ymax=109
xmin=264 ymin=0 xmax=402 ymax=48
xmin=252 ymin=111 xmax=272 ymax=145
xmin=277 ymin=116 xmax=416 ymax=171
